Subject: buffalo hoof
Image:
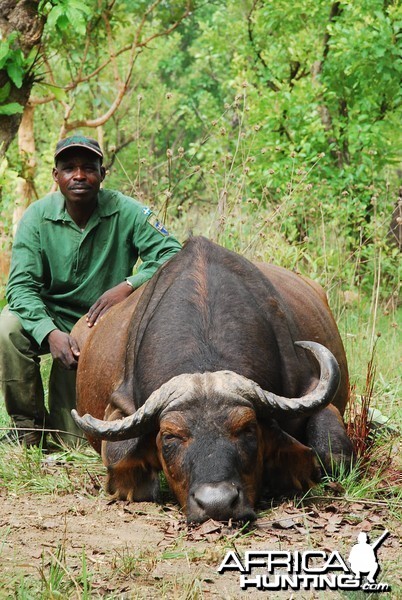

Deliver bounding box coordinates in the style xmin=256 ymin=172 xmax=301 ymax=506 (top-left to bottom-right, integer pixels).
xmin=106 ymin=463 xmax=161 ymax=502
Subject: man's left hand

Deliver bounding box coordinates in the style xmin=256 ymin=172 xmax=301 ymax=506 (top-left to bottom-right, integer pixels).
xmin=86 ymin=281 xmax=133 ymax=327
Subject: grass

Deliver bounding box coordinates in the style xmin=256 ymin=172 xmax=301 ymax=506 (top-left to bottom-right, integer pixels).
xmin=1 ymin=533 xmax=215 ymax=599
xmin=0 ymin=442 xmax=103 ymax=496
xmin=2 ymin=544 xmax=93 ymax=600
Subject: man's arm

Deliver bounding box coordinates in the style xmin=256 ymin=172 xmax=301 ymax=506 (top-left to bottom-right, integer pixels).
xmin=86 ymin=281 xmax=133 ymax=327
xmin=126 ymin=205 xmax=182 ymax=289
xmin=86 ymin=203 xmax=182 ymax=327
xmin=6 ymin=211 xmax=58 ymax=345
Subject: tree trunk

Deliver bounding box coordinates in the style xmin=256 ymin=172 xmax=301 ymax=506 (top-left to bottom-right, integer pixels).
xmin=14 ymin=102 xmax=37 ymax=232
xmin=0 ymin=0 xmax=45 ymax=158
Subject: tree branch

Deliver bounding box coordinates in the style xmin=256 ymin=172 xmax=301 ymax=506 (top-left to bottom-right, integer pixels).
xmin=312 ymin=2 xmax=346 ymax=167
xmin=247 ymin=0 xmax=280 ymax=92
xmin=64 ymin=1 xmax=192 ymax=132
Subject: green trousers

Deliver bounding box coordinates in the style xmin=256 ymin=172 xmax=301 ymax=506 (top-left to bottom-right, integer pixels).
xmin=0 ymin=306 xmax=84 ymax=446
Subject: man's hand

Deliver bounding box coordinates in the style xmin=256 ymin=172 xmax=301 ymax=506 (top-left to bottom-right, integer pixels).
xmin=86 ymin=281 xmax=133 ymax=327
xmin=48 ymin=329 xmax=80 ymax=370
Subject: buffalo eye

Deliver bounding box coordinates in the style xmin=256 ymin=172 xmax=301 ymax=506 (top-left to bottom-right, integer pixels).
xmin=234 ymin=422 xmax=257 ymax=438
xmin=232 ymin=421 xmax=259 ymax=468
xmin=161 ymin=431 xmax=187 ymax=452
xmin=163 ymin=433 xmax=185 ymax=443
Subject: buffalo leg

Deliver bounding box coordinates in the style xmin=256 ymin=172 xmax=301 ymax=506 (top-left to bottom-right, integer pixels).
xmin=102 ymin=437 xmax=161 ymax=502
xmin=106 ymin=459 xmax=161 ymax=502
xmin=305 ymin=405 xmax=355 ymax=475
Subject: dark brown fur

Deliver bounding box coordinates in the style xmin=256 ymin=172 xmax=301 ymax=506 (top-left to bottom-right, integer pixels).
xmin=72 ymin=237 xmax=353 ymax=520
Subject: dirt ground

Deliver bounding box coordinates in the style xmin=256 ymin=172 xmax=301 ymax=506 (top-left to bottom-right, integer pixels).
xmin=1 ymin=454 xmax=401 ymax=600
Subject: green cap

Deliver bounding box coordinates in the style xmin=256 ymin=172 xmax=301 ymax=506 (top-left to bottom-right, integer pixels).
xmin=54 ymin=136 xmax=103 ymax=163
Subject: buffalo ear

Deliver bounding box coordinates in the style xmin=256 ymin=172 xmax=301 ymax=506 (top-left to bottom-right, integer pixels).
xmin=261 ymin=421 xmax=321 ymax=497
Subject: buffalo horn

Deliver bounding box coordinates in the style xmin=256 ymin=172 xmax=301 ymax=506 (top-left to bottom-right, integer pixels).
xmin=233 ymin=340 xmax=341 ymax=415
xmin=72 ymin=341 xmax=340 ymax=440
xmin=71 ymin=373 xmax=195 ymax=441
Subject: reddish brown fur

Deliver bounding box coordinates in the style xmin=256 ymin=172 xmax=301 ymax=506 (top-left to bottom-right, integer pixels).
xmin=226 ymin=409 xmax=265 ymax=508
xmin=156 ymin=417 xmax=190 ymax=508
xmin=72 ymin=285 xmax=147 ymax=453
xmin=255 ymin=263 xmax=349 ymax=416
xmin=261 ymin=422 xmax=321 ymax=496
xmin=105 ymin=440 xmax=160 ymax=502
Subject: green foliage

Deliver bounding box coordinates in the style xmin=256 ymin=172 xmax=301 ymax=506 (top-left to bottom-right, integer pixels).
xmin=1 ymin=0 xmax=400 ymax=302
xmin=4 ymin=544 xmax=94 ymax=598
xmin=0 ymin=444 xmax=69 ymax=494
xmin=0 ymin=102 xmax=24 ymax=116
xmin=39 ymin=0 xmax=92 ymax=36
xmin=0 ymin=6 xmax=400 ymax=599
xmin=0 ymin=32 xmax=36 ymax=115
xmin=0 ymin=33 xmax=26 ymax=89
xmin=0 ymin=157 xmax=18 ymax=240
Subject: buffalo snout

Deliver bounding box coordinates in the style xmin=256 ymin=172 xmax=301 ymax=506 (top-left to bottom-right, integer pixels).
xmin=187 ymin=481 xmax=256 ymax=523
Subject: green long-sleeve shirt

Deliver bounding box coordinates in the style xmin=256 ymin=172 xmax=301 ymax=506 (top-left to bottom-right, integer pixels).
xmin=6 ymin=189 xmax=182 ymax=345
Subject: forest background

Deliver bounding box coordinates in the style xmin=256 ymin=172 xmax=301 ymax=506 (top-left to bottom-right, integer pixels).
xmin=1 ymin=0 xmax=401 ymax=385
xmin=0 ymin=0 xmax=400 ymax=424
xmin=0 ymin=1 xmax=401 ymax=597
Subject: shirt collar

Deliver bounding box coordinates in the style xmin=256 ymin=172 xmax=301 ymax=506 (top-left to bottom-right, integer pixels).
xmin=43 ymin=189 xmax=120 ymax=222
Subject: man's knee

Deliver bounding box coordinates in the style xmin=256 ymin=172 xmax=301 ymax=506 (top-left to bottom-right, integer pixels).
xmin=0 ymin=307 xmax=22 ymax=344
xmin=0 ymin=307 xmax=39 ymax=359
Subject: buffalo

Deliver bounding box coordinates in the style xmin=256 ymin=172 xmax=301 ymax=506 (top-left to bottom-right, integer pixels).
xmin=72 ymin=236 xmax=354 ymax=522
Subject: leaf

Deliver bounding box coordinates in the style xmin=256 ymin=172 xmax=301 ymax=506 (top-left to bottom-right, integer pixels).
xmin=0 ymin=44 xmax=10 ymax=67
xmin=272 ymin=518 xmax=297 ymax=529
xmin=46 ymin=5 xmax=64 ymax=31
xmin=186 ymin=518 xmax=224 ymax=540
xmin=66 ymin=7 xmax=87 ymax=36
xmin=46 ymin=84 xmax=67 ymax=102
xmin=0 ymin=82 xmax=11 ymax=104
xmin=68 ymin=0 xmax=92 ymax=15
xmin=6 ymin=62 xmax=24 ymax=89
xmin=324 ymin=481 xmax=345 ymax=495
xmin=0 ymin=102 xmax=24 ymax=116
xmin=358 ymin=520 xmax=373 ymax=532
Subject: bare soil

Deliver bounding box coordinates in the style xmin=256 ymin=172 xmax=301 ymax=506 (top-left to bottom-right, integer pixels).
xmin=0 ymin=454 xmax=401 ymax=599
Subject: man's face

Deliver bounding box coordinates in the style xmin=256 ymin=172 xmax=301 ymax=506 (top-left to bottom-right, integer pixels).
xmin=52 ymin=148 xmax=106 ymax=205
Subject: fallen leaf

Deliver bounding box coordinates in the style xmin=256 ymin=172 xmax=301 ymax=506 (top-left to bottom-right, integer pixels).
xmin=324 ymin=481 xmax=345 ymax=495
xmin=272 ymin=518 xmax=296 ymax=529
xmin=357 ymin=520 xmax=372 ymax=532
xmin=348 ymin=505 xmax=364 ymax=515
xmin=324 ymin=504 xmax=339 ymax=513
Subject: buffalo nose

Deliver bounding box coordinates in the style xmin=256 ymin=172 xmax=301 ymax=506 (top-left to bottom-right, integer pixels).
xmin=192 ymin=482 xmax=239 ymax=520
